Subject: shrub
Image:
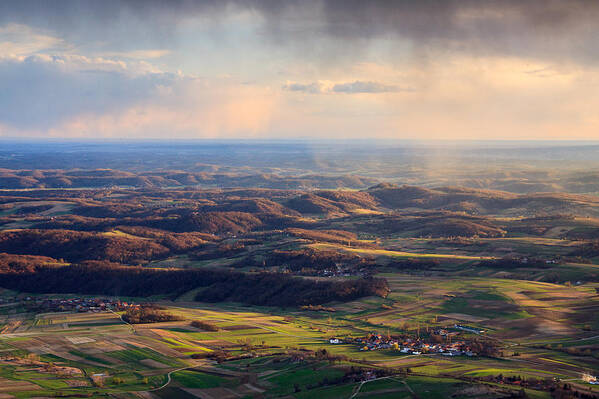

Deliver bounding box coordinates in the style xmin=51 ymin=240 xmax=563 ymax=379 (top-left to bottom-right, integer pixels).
xmin=190 ymin=320 xmax=219 ymax=331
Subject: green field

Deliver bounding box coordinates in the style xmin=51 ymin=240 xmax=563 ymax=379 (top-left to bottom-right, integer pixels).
xmin=0 ymin=278 xmax=596 ymax=398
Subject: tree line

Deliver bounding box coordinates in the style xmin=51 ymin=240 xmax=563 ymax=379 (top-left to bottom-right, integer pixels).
xmin=0 ymin=261 xmax=389 ymax=306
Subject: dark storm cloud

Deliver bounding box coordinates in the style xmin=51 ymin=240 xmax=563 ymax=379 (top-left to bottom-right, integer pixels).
xmin=316 ymin=0 xmax=599 ymax=62
xmin=2 ymin=0 xmax=598 ymax=62
xmin=0 ymin=0 xmax=599 ymax=60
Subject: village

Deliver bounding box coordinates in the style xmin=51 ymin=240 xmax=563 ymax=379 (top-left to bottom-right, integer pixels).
xmin=0 ymin=295 xmax=140 ymax=313
xmin=329 ymin=325 xmax=493 ymax=357
xmin=275 ymin=260 xmax=374 ymax=278
xmin=583 ymin=373 xmax=599 ymax=385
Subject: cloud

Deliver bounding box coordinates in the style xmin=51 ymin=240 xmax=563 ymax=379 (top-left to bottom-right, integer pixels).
xmin=283 ymin=81 xmax=329 ymax=94
xmin=331 ymin=81 xmax=406 ymax=93
xmin=98 ymin=49 xmax=171 ymax=60
xmin=0 ymin=54 xmax=177 ymax=129
xmin=0 ymin=51 xmax=278 ymax=138
xmin=283 ymin=80 xmax=407 ymax=94
xmin=0 ymin=23 xmax=66 ymax=56
xmin=0 ymin=1 xmax=598 ymax=140
xmin=285 ymin=0 xmax=599 ymax=64
xmin=273 ymin=55 xmax=599 ymax=140
xmin=2 ymin=1 xmax=598 ymax=64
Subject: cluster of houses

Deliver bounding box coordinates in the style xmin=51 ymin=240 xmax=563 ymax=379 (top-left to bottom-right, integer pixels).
xmin=329 ymin=329 xmax=480 ymax=357
xmin=583 ymin=373 xmax=599 ymax=385
xmin=512 ymin=256 xmax=559 ymax=265
xmin=453 ymin=324 xmax=485 ymax=334
xmin=6 ymin=296 xmax=140 ymax=313
xmin=279 ymin=264 xmax=367 ymax=278
xmin=320 ymin=265 xmax=355 ymax=277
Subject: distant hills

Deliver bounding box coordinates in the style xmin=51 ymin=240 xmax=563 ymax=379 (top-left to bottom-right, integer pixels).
xmin=0 ymin=168 xmax=379 ymax=190
xmin=2 ymin=141 xmax=599 ymax=194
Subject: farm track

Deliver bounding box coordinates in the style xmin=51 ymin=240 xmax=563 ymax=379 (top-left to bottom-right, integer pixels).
xmin=148 ymin=365 xmax=196 ymax=392
xmin=108 ymin=308 xmax=136 ymax=334
xmin=349 ymin=375 xmax=417 ymax=399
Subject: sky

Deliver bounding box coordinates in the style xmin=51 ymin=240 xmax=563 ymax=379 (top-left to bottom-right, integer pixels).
xmin=1 ymin=0 xmax=599 ymax=140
